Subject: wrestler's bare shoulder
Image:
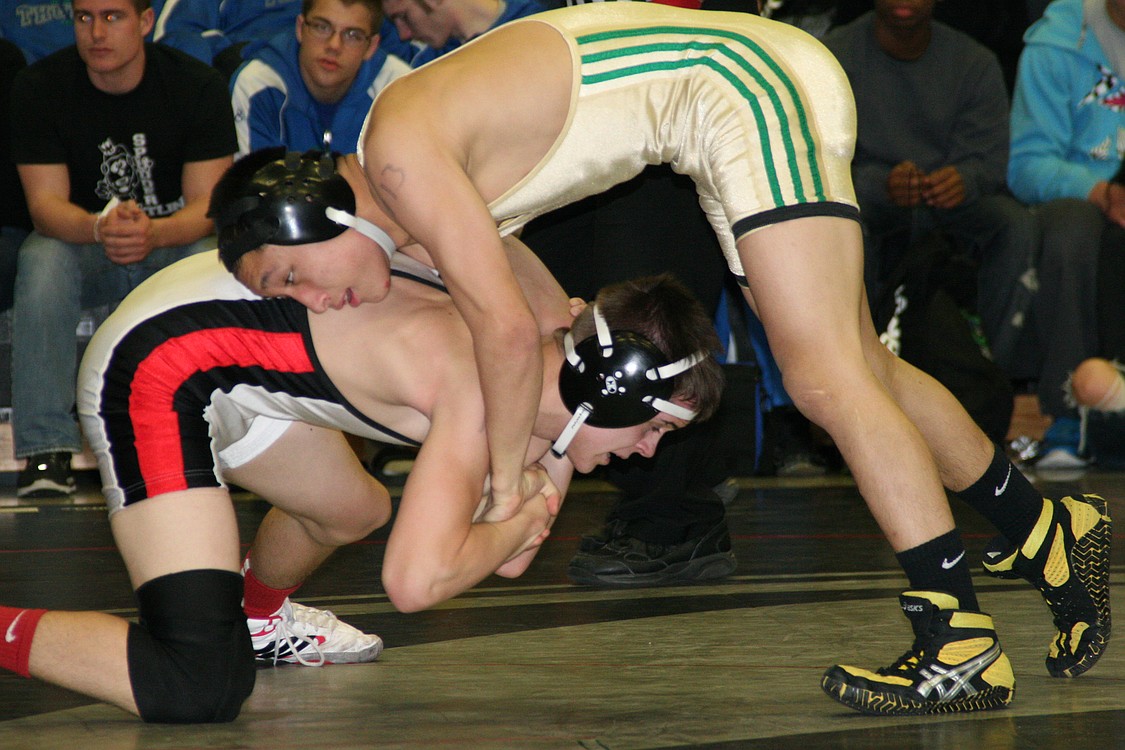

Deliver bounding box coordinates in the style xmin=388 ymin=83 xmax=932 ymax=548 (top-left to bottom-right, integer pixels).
xmin=309 ymin=284 xmax=475 ymax=434
xmin=366 ymin=20 xmax=571 ymax=199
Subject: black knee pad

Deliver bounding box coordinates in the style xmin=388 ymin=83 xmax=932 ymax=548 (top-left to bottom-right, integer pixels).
xmin=127 ymin=569 xmax=256 ymax=724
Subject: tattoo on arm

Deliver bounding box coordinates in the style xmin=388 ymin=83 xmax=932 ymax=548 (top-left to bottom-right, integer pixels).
xmin=379 ymin=164 xmax=406 ymax=201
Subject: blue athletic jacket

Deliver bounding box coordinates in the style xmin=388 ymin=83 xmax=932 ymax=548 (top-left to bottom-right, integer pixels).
xmin=1009 ymin=0 xmax=1125 ymax=203
xmin=154 ymin=0 xmax=301 ymax=64
xmin=230 ymin=31 xmax=410 ymax=156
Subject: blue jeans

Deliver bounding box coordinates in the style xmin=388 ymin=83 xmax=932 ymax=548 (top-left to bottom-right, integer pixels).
xmin=11 ymin=232 xmax=214 ymax=458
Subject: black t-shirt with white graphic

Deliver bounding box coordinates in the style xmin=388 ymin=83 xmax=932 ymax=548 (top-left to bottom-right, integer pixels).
xmin=10 ymin=43 xmax=236 ymax=216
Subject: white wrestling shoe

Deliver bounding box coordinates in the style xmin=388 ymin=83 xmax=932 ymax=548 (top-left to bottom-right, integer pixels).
xmin=248 ymin=598 xmax=384 ymax=666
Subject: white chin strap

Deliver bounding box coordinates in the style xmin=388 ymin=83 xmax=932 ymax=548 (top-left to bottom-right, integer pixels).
xmin=325 ymin=206 xmax=396 ymax=260
xmin=550 ymin=403 xmax=592 ymax=458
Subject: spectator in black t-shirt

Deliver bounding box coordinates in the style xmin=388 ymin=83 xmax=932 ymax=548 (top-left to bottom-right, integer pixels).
xmin=8 ymin=0 xmax=236 ymax=497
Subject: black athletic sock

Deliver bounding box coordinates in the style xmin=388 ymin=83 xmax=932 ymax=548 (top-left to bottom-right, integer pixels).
xmin=954 ymin=443 xmax=1044 ymax=545
xmin=895 ymin=529 xmax=980 ymax=611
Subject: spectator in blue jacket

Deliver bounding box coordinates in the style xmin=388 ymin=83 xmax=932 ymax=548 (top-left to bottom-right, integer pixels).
xmin=381 ymin=0 xmax=544 ymax=68
xmin=230 ymin=0 xmax=409 ymax=156
xmin=154 ymin=0 xmax=300 ymax=70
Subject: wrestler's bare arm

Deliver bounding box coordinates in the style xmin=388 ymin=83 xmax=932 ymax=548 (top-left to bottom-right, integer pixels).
xmin=364 ymin=115 xmax=544 ymax=524
xmin=493 ymin=449 xmax=573 ymax=579
xmin=359 ymin=24 xmax=572 ymax=517
xmin=503 ymin=234 xmax=574 ymax=334
xmin=380 ymin=359 xmax=556 ymax=613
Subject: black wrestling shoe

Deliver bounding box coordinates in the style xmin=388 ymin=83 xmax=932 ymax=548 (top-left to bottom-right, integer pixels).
xmin=822 ymin=591 xmax=1015 ymax=716
xmin=567 ymin=519 xmax=736 ymax=587
xmin=983 ymin=494 xmax=1112 ymax=678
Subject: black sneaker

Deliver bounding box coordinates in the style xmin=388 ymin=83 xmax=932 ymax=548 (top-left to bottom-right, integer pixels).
xmin=822 ymin=591 xmax=1015 ymax=715
xmin=17 ymin=452 xmax=76 ymax=498
xmin=567 ymin=519 xmax=737 ymax=587
xmin=983 ymin=494 xmax=1112 ymax=678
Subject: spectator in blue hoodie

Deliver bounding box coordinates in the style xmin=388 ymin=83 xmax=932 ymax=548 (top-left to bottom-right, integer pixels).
xmin=1008 ymin=0 xmax=1125 ymax=469
xmin=229 ymin=0 xmax=409 ymax=156
xmin=381 ymin=0 xmax=544 ymax=68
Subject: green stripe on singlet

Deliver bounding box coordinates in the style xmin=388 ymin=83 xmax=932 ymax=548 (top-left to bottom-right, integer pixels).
xmin=575 ymin=26 xmax=824 ymax=205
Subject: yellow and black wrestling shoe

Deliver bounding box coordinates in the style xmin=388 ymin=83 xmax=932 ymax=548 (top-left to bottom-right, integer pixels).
xmin=983 ymin=494 xmax=1112 ymax=678
xmin=821 ymin=591 xmax=1015 ymax=716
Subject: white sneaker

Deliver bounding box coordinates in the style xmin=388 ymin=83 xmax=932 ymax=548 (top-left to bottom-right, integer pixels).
xmin=1035 ymin=446 xmax=1089 ymax=471
xmin=248 ymin=599 xmax=383 ymax=666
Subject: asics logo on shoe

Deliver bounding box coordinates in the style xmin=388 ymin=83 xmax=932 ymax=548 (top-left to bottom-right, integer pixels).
xmin=941 ymin=551 xmax=966 ymax=569
xmin=994 ymin=465 xmax=1011 ymax=496
xmin=985 ymin=550 xmax=1003 ymax=560
xmin=903 ymin=603 xmax=925 ymax=613
xmin=914 ymin=643 xmax=1002 ymax=700
xmin=5 ymin=611 xmax=26 ymax=643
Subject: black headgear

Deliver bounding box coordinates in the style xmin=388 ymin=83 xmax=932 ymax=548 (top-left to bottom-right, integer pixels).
xmin=213 ymin=151 xmax=395 ymax=271
xmin=551 ymin=304 xmax=706 ymax=456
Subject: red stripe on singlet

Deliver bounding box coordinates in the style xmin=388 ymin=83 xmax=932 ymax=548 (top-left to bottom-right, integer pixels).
xmin=128 ymin=328 xmax=314 ymax=496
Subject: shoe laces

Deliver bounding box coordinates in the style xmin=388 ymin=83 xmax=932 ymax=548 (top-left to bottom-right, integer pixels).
xmin=880 ymin=637 xmax=928 ymax=677
xmin=267 ymin=602 xmax=340 ymax=667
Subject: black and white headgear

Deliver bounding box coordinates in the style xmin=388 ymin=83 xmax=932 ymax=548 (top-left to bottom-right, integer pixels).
xmin=212 ymin=150 xmax=396 ymax=271
xmin=551 ymin=304 xmax=707 ymax=456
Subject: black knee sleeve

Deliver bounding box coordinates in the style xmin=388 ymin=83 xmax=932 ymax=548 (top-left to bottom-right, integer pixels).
xmin=127 ymin=569 xmax=256 ymax=724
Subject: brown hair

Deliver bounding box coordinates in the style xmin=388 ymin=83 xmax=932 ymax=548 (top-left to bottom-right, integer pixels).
xmin=568 ymin=274 xmax=724 ymax=422
xmin=302 ymin=0 xmax=384 ymax=31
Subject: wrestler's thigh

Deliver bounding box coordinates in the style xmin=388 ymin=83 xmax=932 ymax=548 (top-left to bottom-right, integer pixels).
xmin=737 ymin=215 xmax=867 ymax=371
xmin=224 ymin=423 xmax=390 ymax=528
xmin=110 ymin=488 xmax=241 ymax=590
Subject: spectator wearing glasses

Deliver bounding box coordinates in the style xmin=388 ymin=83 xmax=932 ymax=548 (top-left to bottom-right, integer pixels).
xmin=229 ymin=0 xmax=409 ymax=156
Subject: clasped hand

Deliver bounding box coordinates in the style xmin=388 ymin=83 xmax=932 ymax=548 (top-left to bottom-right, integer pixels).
xmin=98 ymin=199 xmax=156 ymax=265
xmin=886 ymin=161 xmax=965 ymax=210
xmin=476 ymin=462 xmax=561 ymax=524
xmin=477 ymin=463 xmax=562 ymax=577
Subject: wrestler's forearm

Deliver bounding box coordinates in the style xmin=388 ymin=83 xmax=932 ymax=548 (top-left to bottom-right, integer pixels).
xmin=385 ymin=497 xmax=552 ymax=612
xmin=474 ymin=319 xmax=542 ymax=510
xmin=502 ymin=234 xmax=573 ymax=333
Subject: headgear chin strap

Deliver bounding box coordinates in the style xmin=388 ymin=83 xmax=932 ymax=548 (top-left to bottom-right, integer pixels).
xmin=215 ymin=150 xmax=396 ymax=271
xmin=324 ymin=207 xmax=396 ymax=260
xmin=551 ymin=304 xmax=707 ymax=457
